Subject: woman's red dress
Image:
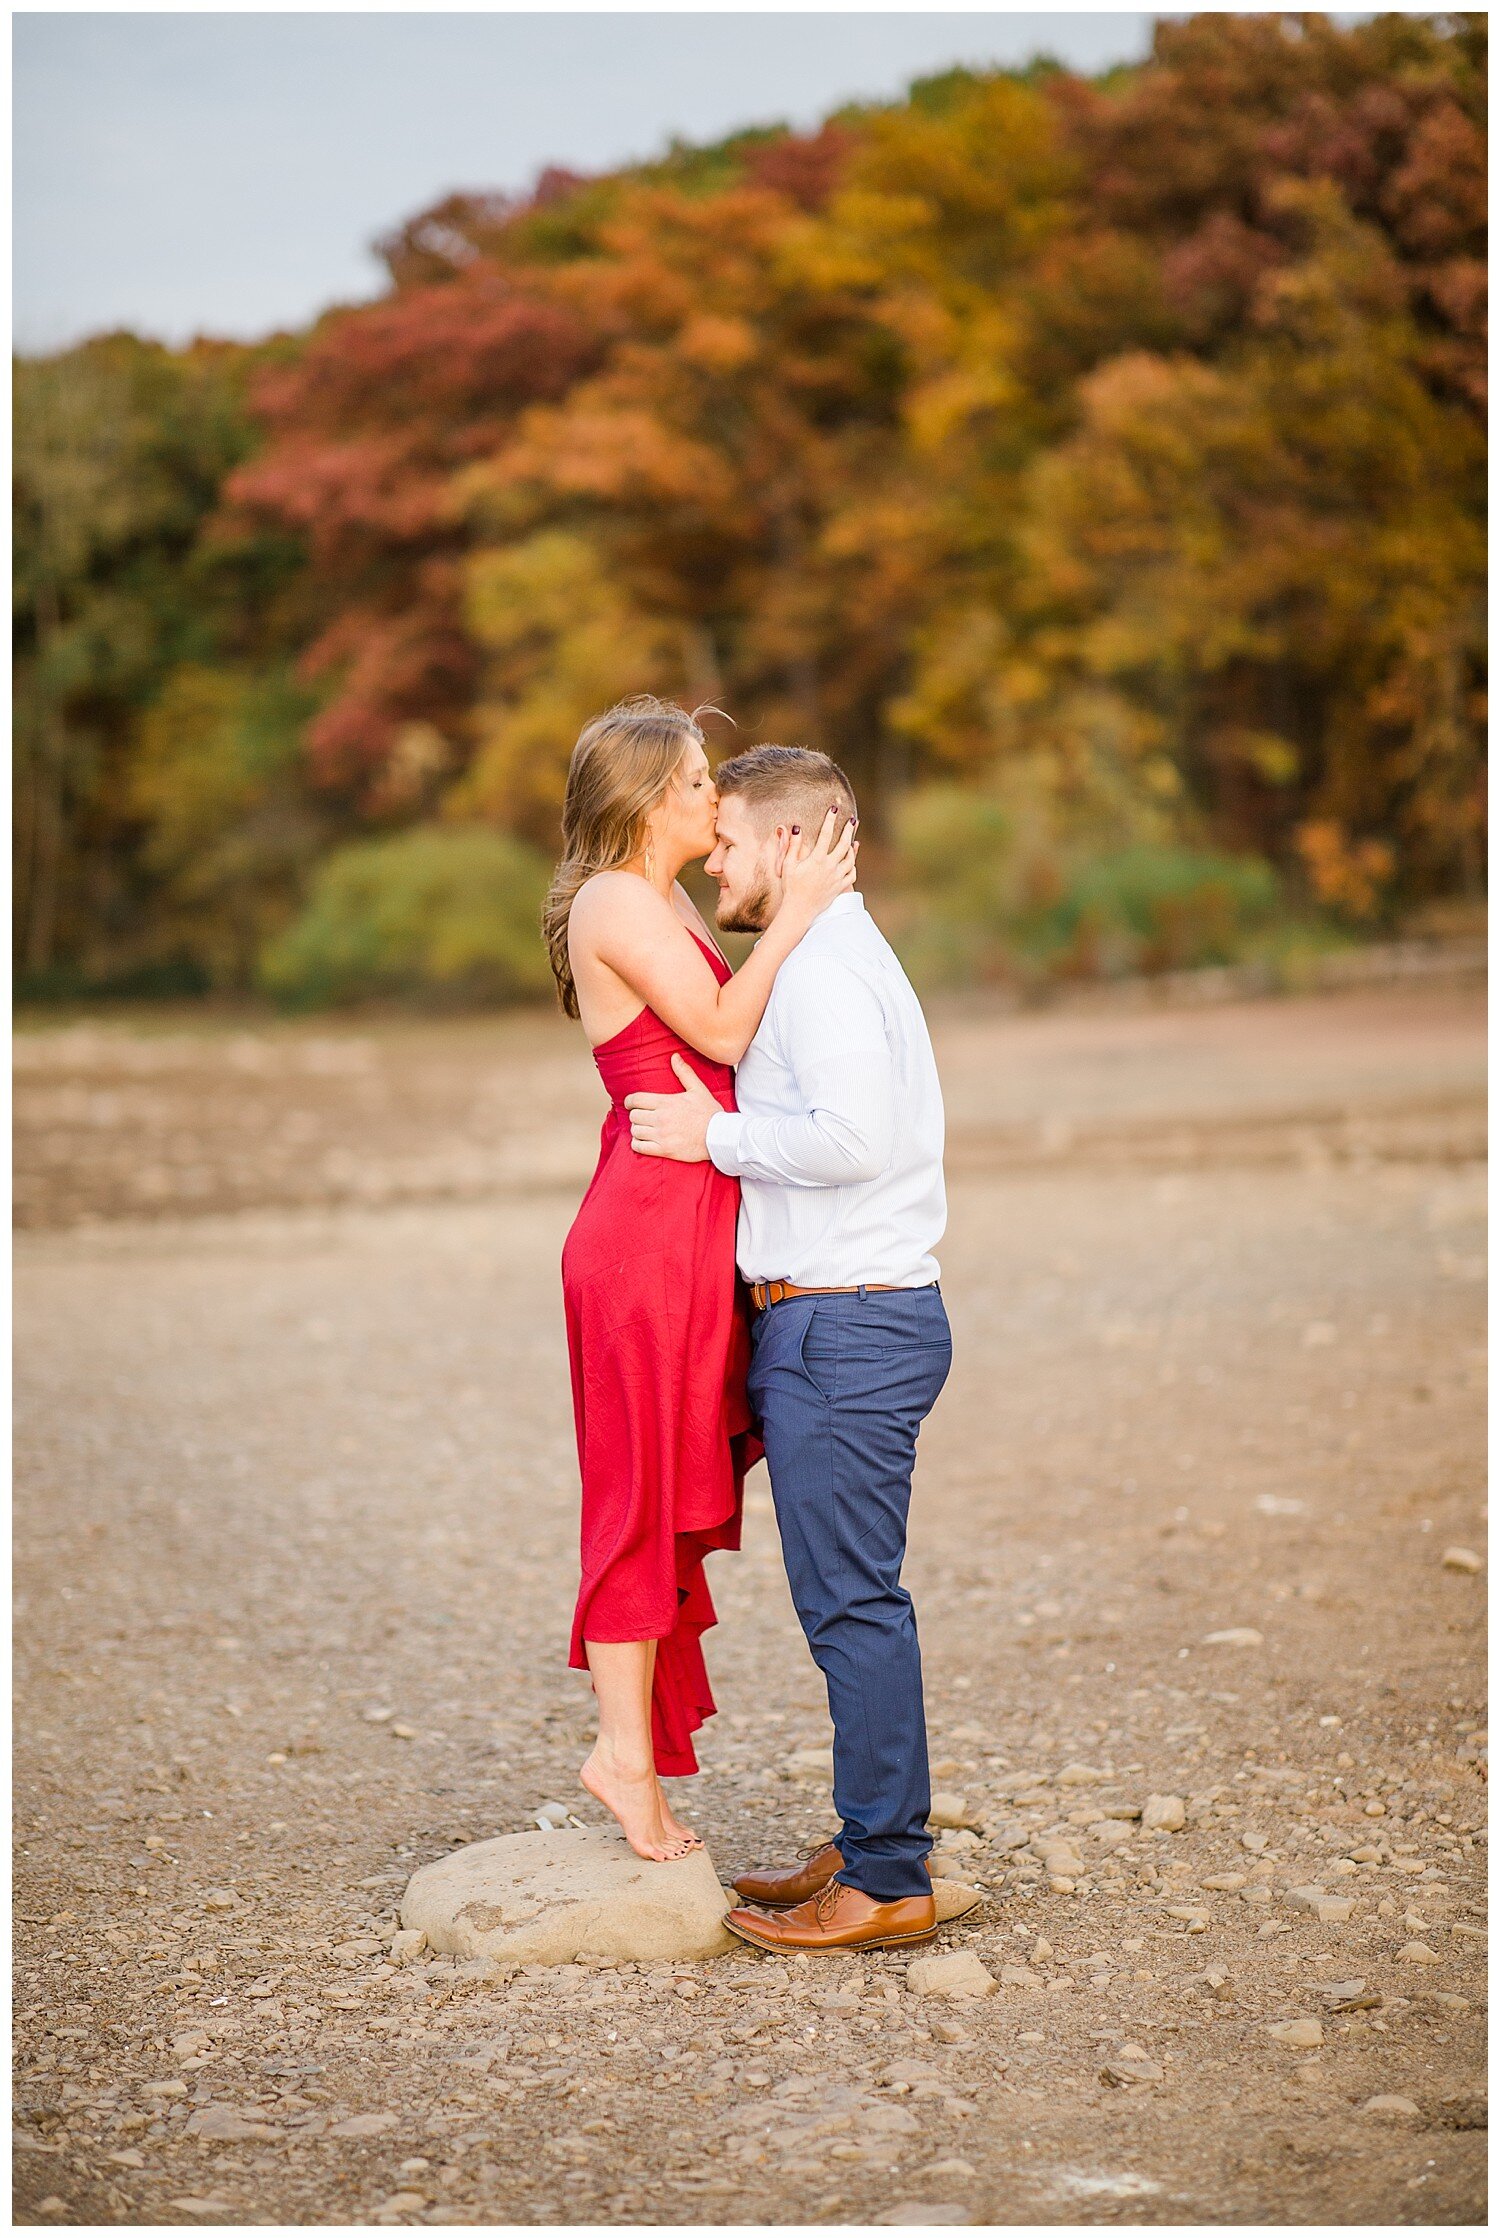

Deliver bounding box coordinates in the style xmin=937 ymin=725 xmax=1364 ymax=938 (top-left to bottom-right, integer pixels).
xmin=564 ymin=933 xmax=759 ymax=1776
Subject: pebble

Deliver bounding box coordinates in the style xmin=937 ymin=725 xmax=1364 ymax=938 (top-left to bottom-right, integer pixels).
xmin=1265 ymin=2019 xmax=1323 ymax=2049
xmin=932 ymin=1880 xmax=985 ymax=1925
xmin=1441 ymin=1547 xmax=1483 ymax=1573
xmin=929 ymin=1793 xmax=976 ymax=1831
xmin=1360 ymin=2095 xmax=1421 ymax=2119
xmin=1101 ymin=2052 xmax=1164 ymax=2086
xmin=389 ymin=1929 xmax=427 ymax=1963
xmin=330 ymin=2113 xmax=400 ymax=2137
xmin=999 ymin=1965 xmax=1043 ymax=1990
xmin=1202 ymin=1629 xmax=1263 ymax=1647
xmin=1203 ymin=1873 xmax=1247 ymax=1891
xmin=1320 ymin=1981 xmax=1375 ymax=2012
xmin=863 ymin=2105 xmax=922 ymax=2138
xmin=1285 ymin=1885 xmax=1332 ymax=1915
xmin=921 ymin=2159 xmax=977 ymax=2180
xmin=783 ymin=1747 xmax=835 ymax=1777
xmin=1055 ymin=1764 xmax=1104 ymax=1786
xmin=1397 ymin=1942 xmax=1440 ymax=1966
xmin=1142 ymin=1795 xmax=1186 ymax=1833
xmin=930 ymin=2020 xmax=971 ymax=2045
xmin=907 ymin=1951 xmax=997 ymax=2000
xmin=186 ymin=2105 xmax=278 ymax=2141
xmin=1032 ymin=1936 xmax=1054 ymax=1963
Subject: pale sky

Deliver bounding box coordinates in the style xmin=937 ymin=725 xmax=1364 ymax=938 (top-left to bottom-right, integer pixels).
xmin=14 ymin=12 xmax=1156 ymax=351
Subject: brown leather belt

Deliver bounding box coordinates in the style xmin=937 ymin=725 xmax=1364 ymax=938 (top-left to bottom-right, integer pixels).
xmin=749 ymin=1279 xmax=901 ymax=1312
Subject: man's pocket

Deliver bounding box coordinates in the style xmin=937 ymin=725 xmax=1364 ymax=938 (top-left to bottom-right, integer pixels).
xmin=746 ymin=1294 xmax=824 ymax=1407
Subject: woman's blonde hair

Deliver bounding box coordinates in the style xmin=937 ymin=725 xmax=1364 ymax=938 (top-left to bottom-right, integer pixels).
xmin=543 ymin=695 xmax=707 ymax=1017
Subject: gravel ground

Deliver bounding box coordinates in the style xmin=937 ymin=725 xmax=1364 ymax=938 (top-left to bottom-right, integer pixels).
xmin=14 ymin=981 xmax=1486 ymax=2227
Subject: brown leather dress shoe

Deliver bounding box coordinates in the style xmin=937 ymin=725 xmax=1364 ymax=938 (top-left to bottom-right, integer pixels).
xmin=733 ymin=1841 xmax=934 ymax=1908
xmin=732 ymin=1840 xmax=843 ymax=1907
xmin=725 ymin=1880 xmax=938 ymax=1954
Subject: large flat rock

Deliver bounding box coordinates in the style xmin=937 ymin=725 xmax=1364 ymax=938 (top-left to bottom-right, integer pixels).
xmin=400 ymin=1826 xmax=737 ymax=1965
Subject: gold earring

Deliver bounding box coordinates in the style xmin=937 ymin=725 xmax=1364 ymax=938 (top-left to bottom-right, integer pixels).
xmin=644 ymin=835 xmax=656 ymax=884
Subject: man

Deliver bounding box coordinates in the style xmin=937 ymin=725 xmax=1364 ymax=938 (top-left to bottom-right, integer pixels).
xmin=626 ymin=745 xmax=950 ymax=1953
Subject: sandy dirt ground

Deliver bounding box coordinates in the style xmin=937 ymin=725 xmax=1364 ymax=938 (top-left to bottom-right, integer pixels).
xmin=13 ymin=980 xmax=1487 ymax=2228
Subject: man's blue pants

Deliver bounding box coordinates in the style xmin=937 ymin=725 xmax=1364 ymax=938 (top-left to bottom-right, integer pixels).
xmin=746 ymin=1285 xmax=953 ymax=1901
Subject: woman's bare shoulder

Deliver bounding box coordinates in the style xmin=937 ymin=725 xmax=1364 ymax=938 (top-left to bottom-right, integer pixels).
xmin=568 ymin=871 xmax=671 ymax=943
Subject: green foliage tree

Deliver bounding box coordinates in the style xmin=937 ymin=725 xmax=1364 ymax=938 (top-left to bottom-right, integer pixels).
xmin=13 ymin=333 xmax=288 ymax=986
xmin=129 ymin=664 xmax=326 ymax=985
xmin=259 ymin=826 xmax=553 ymax=1007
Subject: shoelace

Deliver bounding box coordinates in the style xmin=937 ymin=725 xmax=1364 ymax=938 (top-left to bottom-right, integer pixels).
xmin=812 ymin=1880 xmax=844 ymax=1924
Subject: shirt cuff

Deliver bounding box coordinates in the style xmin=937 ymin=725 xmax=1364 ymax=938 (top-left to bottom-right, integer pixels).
xmin=705 ymin=1110 xmax=746 ymax=1175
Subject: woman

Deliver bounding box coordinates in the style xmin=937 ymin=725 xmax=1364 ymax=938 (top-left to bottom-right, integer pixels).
xmin=544 ymin=696 xmax=855 ymax=1861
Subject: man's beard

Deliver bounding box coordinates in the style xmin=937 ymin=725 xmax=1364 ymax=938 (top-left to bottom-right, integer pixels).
xmin=716 ymin=880 xmax=773 ymax=935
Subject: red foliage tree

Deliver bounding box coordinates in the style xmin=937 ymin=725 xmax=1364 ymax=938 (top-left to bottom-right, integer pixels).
xmin=221 ymin=264 xmax=600 ymax=806
xmin=1062 ymin=13 xmax=1486 ymax=409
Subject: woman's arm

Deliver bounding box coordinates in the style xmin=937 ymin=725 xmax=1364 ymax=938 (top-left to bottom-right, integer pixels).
xmin=570 ymin=812 xmax=855 ymax=1065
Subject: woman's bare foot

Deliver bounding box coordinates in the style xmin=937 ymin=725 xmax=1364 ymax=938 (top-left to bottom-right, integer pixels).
xmin=657 ymin=1779 xmax=703 ymax=1850
xmin=580 ymin=1747 xmax=694 ymax=1862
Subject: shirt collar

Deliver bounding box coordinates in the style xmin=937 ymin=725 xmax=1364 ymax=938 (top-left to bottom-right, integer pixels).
xmin=821 ymin=892 xmax=865 ymax=921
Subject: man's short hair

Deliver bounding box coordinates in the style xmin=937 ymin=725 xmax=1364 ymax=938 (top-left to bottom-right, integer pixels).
xmin=714 ymin=744 xmax=857 ymax=839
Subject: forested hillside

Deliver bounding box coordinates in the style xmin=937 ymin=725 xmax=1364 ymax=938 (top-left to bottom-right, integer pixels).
xmin=14 ymin=14 xmax=1486 ymax=1002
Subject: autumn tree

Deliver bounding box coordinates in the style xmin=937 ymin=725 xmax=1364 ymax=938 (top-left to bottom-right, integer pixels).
xmin=14 ymin=16 xmax=1487 ymax=994
xmin=220 ymin=259 xmax=601 ymax=812
xmin=13 ymin=334 xmax=266 ymax=980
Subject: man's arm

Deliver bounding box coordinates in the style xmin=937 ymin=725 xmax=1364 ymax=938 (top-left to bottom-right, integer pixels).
xmin=708 ymin=960 xmax=894 ymax=1187
xmin=626 ymin=957 xmax=895 ymax=1180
